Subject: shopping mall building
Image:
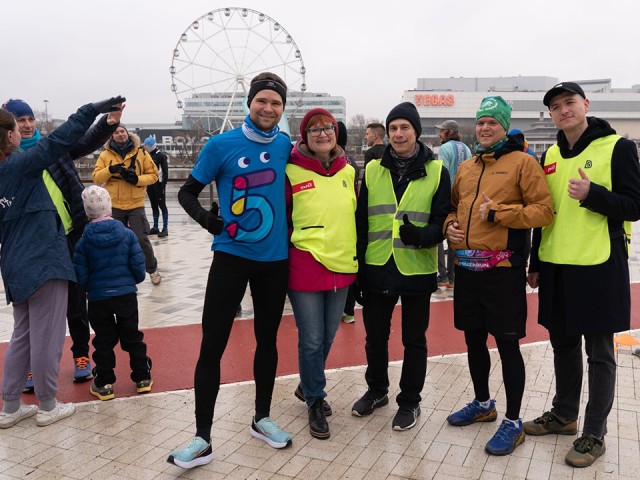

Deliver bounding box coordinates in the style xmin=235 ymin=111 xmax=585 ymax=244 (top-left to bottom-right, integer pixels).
xmin=406 ymin=76 xmax=640 ymax=156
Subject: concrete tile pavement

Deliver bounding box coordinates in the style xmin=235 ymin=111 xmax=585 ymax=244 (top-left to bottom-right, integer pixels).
xmin=0 ymin=196 xmax=639 ymax=479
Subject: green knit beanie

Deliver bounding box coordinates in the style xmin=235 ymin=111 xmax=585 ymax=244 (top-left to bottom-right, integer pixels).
xmin=475 ymin=96 xmax=511 ymax=132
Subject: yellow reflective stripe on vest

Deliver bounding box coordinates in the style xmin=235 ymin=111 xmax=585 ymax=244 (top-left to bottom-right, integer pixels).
xmin=365 ymin=159 xmax=441 ymax=275
xmin=286 ymin=163 xmax=358 ymax=273
xmin=539 ymin=135 xmax=619 ymax=265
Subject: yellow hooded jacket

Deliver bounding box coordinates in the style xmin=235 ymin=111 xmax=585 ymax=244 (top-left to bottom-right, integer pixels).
xmin=93 ymin=132 xmax=158 ymax=210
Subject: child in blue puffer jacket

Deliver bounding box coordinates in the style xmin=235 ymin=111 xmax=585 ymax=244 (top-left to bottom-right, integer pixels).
xmin=73 ymin=185 xmax=152 ymax=401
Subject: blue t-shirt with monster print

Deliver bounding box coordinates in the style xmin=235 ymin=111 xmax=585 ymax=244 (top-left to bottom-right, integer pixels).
xmin=191 ymin=127 xmax=291 ymax=261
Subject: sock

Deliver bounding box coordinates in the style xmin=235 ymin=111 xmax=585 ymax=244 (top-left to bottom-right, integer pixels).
xmin=39 ymin=398 xmax=57 ymax=411
xmin=3 ymin=399 xmax=20 ymax=414
xmin=478 ymin=399 xmax=492 ymax=409
xmin=504 ymin=417 xmax=520 ymax=428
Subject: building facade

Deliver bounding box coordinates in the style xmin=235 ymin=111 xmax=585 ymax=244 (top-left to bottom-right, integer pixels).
xmin=408 ymin=77 xmax=640 ymax=156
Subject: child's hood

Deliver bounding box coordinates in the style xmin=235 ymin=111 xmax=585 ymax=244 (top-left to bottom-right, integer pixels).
xmin=82 ymin=219 xmax=128 ymax=248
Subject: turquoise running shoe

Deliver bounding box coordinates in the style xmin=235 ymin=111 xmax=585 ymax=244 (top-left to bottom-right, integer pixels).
xmin=249 ymin=416 xmax=292 ymax=449
xmin=167 ymin=437 xmax=212 ymax=469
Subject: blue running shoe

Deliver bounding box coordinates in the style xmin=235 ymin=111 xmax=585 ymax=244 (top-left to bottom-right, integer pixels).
xmin=485 ymin=419 xmax=525 ymax=455
xmin=447 ymin=399 xmax=497 ymax=426
xmin=167 ymin=437 xmax=213 ymax=469
xmin=249 ymin=416 xmax=292 ymax=449
xmin=73 ymin=357 xmax=94 ymax=383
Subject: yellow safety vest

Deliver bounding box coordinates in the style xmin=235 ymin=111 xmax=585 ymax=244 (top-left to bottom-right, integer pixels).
xmin=286 ymin=163 xmax=358 ymax=273
xmin=539 ymin=135 xmax=630 ymax=264
xmin=365 ymin=159 xmax=442 ymax=275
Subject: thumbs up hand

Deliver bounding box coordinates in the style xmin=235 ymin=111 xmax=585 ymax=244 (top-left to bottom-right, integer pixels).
xmin=568 ymin=167 xmax=590 ymax=201
xmin=399 ymin=214 xmax=421 ymax=247
xmin=479 ymin=192 xmax=494 ymax=221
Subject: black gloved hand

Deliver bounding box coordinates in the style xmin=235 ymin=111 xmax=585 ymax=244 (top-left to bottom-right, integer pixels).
xmin=91 ymin=96 xmax=127 ymax=114
xmin=121 ymin=168 xmax=138 ymax=185
xmin=200 ymin=201 xmax=224 ymax=235
xmin=353 ymin=275 xmax=368 ymax=306
xmin=109 ymin=164 xmax=124 ymax=174
xmin=399 ymin=214 xmax=421 ymax=247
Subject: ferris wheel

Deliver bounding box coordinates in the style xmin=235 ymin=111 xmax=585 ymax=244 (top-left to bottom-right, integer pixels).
xmin=170 ymin=7 xmax=306 ymax=135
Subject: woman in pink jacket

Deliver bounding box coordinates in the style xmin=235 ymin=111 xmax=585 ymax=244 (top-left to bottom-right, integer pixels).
xmin=285 ymin=108 xmax=358 ymax=439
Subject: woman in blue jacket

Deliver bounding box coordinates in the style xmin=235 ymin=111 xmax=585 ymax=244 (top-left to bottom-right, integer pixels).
xmin=0 ymin=97 xmax=124 ymax=429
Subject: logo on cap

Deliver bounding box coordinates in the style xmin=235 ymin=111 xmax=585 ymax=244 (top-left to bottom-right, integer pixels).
xmin=480 ymin=98 xmax=498 ymax=110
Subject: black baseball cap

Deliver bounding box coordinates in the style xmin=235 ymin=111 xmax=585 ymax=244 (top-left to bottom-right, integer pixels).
xmin=543 ymin=82 xmax=586 ymax=107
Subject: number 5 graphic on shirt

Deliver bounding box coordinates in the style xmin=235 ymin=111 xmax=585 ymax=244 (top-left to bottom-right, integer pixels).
xmin=227 ymin=168 xmax=276 ymax=242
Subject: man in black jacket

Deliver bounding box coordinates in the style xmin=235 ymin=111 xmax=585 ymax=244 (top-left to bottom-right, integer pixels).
xmin=143 ymin=137 xmax=169 ymax=237
xmin=352 ymin=102 xmax=449 ymax=431
xmin=525 ymin=82 xmax=640 ymax=467
xmin=2 ymin=98 xmax=123 ymax=387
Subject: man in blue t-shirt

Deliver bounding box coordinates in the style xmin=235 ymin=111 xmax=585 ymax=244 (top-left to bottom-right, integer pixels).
xmin=169 ymin=73 xmax=293 ymax=470
xmin=434 ymin=120 xmax=471 ymax=290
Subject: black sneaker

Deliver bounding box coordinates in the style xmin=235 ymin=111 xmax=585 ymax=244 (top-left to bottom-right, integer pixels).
xmin=308 ymin=398 xmax=330 ymax=439
xmin=352 ymin=390 xmax=389 ymax=417
xmin=392 ymin=406 xmax=420 ymax=431
xmin=294 ymin=384 xmax=332 ymax=416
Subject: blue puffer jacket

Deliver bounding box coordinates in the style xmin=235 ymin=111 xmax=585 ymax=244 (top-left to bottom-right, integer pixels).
xmin=0 ymin=104 xmax=99 ymax=304
xmin=73 ymin=219 xmax=146 ymax=301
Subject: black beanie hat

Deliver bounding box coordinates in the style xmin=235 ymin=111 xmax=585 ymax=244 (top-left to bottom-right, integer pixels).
xmin=386 ymin=102 xmax=422 ymax=137
xmin=337 ymin=121 xmax=348 ymax=149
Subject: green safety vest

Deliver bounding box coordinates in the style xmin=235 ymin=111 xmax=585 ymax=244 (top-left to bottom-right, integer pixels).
xmin=539 ymin=135 xmax=631 ymax=264
xmin=365 ymin=159 xmax=442 ymax=275
xmin=286 ymin=163 xmax=358 ymax=273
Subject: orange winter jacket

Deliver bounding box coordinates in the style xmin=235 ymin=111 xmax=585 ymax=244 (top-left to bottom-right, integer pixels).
xmin=444 ymin=136 xmax=553 ymax=268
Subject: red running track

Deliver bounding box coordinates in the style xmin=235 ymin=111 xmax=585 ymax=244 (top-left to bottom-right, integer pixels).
xmin=2 ymin=288 xmax=640 ymax=404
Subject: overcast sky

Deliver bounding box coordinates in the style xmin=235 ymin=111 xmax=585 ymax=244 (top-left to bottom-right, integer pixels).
xmin=2 ymin=0 xmax=638 ymax=124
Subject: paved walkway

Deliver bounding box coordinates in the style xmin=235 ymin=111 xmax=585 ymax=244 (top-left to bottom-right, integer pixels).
xmin=0 ymin=198 xmax=639 ymax=479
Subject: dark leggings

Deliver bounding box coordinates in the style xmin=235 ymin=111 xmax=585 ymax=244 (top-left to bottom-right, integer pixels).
xmin=194 ymin=252 xmax=288 ymax=442
xmin=465 ymin=328 xmax=525 ymax=420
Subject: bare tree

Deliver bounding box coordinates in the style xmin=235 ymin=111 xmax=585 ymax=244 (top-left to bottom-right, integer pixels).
xmin=33 ymin=109 xmax=54 ymax=135
xmin=348 ymin=114 xmax=383 ymax=148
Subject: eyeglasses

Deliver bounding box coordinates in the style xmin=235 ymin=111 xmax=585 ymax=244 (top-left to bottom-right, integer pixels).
xmin=306 ymin=125 xmax=335 ymax=137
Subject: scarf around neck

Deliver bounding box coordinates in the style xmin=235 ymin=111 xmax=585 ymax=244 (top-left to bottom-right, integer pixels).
xmin=241 ymin=115 xmax=280 ymax=144
xmin=20 ymin=128 xmax=41 ymax=150
xmin=473 ymin=137 xmax=507 ymax=155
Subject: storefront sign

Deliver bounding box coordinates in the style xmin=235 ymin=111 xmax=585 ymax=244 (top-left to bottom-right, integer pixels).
xmin=415 ymin=94 xmax=455 ymax=107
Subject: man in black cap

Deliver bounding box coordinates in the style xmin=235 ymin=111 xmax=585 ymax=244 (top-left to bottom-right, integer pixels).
xmin=524 ymin=82 xmax=640 ymax=467
xmin=433 ymin=119 xmax=471 ymax=291
xmin=352 ymin=102 xmax=449 ymax=431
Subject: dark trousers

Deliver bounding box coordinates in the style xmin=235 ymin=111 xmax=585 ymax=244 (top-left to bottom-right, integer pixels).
xmin=343 ymin=284 xmax=356 ymax=316
xmin=194 ymin=251 xmax=288 ymax=439
xmin=67 ymin=234 xmax=90 ymax=358
xmin=112 ymin=207 xmax=157 ymax=274
xmin=437 ymin=242 xmax=455 ymax=283
xmin=362 ymin=292 xmax=430 ymax=409
xmin=88 ymin=293 xmax=150 ymax=387
xmin=464 ymin=328 xmax=525 ymax=420
xmin=147 ymin=183 xmax=168 ymax=230
xmin=549 ymin=271 xmax=616 ymax=438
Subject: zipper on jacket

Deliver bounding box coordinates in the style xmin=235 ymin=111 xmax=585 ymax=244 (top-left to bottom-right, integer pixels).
xmin=465 ymin=155 xmax=486 ymax=249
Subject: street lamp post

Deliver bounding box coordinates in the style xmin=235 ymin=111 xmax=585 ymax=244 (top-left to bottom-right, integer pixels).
xmin=43 ymin=100 xmax=49 ymax=134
